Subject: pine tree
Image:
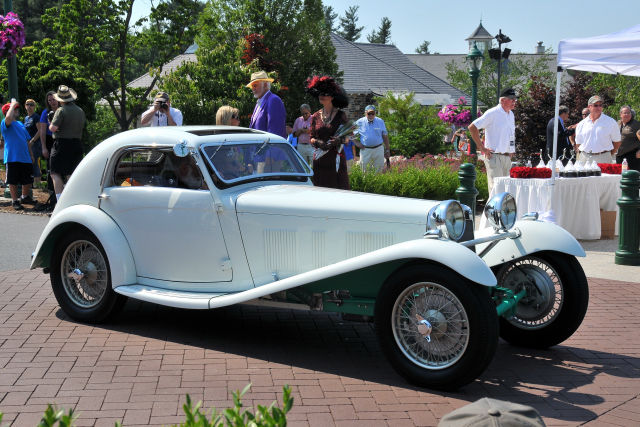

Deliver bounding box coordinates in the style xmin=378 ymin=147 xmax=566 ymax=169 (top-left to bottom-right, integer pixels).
xmin=337 ymin=5 xmax=364 ymax=42
xmin=323 ymin=5 xmax=338 ymax=33
xmin=415 ymin=40 xmax=431 ymax=54
xmin=367 ymin=17 xmax=392 ymax=44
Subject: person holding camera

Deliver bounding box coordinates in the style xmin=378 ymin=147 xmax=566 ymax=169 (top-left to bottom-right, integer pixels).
xmin=292 ymin=104 xmax=313 ymax=164
xmin=141 ymin=92 xmax=183 ymax=127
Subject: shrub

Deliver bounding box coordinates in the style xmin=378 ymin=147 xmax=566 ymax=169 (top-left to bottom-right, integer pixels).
xmin=84 ymin=104 xmax=120 ymax=152
xmin=0 ymin=384 xmax=292 ymax=427
xmin=374 ymin=92 xmax=449 ymax=157
xmin=349 ymin=155 xmax=488 ymax=202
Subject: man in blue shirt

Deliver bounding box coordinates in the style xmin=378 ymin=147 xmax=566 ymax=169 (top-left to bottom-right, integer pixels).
xmin=1 ymin=101 xmax=35 ymax=210
xmin=354 ymin=105 xmax=390 ymax=172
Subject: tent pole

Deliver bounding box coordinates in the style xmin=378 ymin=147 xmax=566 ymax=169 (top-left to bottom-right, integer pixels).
xmin=550 ymin=67 xmax=563 ymax=214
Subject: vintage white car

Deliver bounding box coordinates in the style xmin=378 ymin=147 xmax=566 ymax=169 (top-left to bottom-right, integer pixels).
xmin=31 ymin=126 xmax=589 ymax=391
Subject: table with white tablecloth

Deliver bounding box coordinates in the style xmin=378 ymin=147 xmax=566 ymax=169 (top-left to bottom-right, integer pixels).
xmin=479 ymin=174 xmax=622 ymax=240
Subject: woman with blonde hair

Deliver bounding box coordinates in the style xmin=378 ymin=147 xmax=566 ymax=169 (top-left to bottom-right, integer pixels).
xmin=216 ymin=106 xmax=240 ymax=126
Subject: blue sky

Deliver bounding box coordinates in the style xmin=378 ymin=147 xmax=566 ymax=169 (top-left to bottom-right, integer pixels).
xmin=132 ymin=0 xmax=639 ymax=54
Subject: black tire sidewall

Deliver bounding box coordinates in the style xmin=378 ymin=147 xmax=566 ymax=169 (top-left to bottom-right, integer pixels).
xmin=50 ymin=229 xmax=123 ymax=323
xmin=498 ymin=252 xmax=589 ymax=349
xmin=374 ymin=264 xmax=499 ymax=391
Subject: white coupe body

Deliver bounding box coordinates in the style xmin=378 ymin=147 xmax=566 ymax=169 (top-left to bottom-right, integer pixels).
xmin=31 ymin=126 xmax=589 ymax=391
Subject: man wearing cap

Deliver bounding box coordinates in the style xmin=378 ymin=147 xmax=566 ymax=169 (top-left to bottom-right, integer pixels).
xmin=574 ymin=95 xmax=621 ymax=164
xmin=141 ymin=92 xmax=183 ymax=127
xmin=1 ymin=100 xmax=35 ymax=210
xmin=354 ymin=105 xmax=390 ymax=173
xmin=48 ymin=85 xmax=86 ymax=201
xmin=469 ymin=87 xmax=517 ymax=191
xmin=247 ymin=71 xmax=286 ymax=139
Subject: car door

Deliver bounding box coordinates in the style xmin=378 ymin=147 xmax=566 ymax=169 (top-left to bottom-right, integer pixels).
xmin=100 ymin=148 xmax=232 ymax=283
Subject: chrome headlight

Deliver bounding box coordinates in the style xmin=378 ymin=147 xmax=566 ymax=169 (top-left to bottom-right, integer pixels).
xmin=426 ymin=200 xmax=465 ymax=240
xmin=484 ymin=192 xmax=517 ymax=231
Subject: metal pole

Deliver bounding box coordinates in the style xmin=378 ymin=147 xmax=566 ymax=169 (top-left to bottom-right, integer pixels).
xmin=3 ymin=0 xmax=19 ymax=101
xmin=469 ymin=69 xmax=479 ymax=155
xmin=496 ymin=30 xmax=502 ymax=104
xmin=549 ymin=68 xmax=563 ymax=213
xmin=615 ymin=170 xmax=640 ymax=266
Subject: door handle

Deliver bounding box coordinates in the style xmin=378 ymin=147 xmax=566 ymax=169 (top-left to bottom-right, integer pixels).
xmin=98 ymin=194 xmax=110 ymax=200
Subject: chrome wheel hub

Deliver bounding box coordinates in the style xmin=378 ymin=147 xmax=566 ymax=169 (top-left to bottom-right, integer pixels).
xmin=392 ymin=283 xmax=469 ymax=370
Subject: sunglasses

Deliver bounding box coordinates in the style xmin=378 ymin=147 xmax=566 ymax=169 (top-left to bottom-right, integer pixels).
xmin=231 ymin=115 xmax=239 ymax=120
xmin=26 ymin=103 xmax=35 ymax=106
xmin=366 ymin=112 xmax=376 ymax=116
xmin=592 ymin=104 xmax=603 ymax=107
xmin=582 ymin=114 xmax=588 ymax=117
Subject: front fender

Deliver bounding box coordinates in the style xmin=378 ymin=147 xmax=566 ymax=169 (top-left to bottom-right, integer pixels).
xmin=30 ymin=205 xmax=137 ymax=288
xmin=476 ymin=220 xmax=586 ymax=267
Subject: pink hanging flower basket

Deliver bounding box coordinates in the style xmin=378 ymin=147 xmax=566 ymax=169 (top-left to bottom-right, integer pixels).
xmin=0 ymin=12 xmax=26 ymax=59
xmin=437 ymin=96 xmax=482 ymax=127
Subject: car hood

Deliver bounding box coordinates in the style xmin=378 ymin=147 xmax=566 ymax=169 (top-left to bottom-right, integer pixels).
xmin=235 ymin=185 xmax=439 ymax=225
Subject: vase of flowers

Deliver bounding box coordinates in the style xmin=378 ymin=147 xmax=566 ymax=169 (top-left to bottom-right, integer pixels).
xmin=0 ymin=12 xmax=26 ymax=59
xmin=437 ymin=97 xmax=481 ymax=127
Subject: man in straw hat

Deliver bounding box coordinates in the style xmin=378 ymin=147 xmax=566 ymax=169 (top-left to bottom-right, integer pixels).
xmin=48 ymin=85 xmax=86 ymax=201
xmin=141 ymin=92 xmax=183 ymax=127
xmin=247 ymin=71 xmax=286 ymax=139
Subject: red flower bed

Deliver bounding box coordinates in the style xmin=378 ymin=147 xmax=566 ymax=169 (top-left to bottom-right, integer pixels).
xmin=510 ymin=167 xmax=552 ymax=179
xmin=598 ymin=163 xmax=622 ymax=174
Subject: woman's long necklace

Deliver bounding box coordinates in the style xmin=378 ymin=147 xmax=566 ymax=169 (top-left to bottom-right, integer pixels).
xmin=322 ymin=108 xmax=335 ymax=124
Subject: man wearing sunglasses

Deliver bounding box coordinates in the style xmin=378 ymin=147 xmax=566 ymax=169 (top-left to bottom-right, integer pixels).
xmin=354 ymin=105 xmax=389 ymax=173
xmin=574 ymin=96 xmax=621 ymax=165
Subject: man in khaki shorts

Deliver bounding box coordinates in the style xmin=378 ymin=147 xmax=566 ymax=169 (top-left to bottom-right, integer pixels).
xmin=469 ymin=87 xmax=517 ymax=191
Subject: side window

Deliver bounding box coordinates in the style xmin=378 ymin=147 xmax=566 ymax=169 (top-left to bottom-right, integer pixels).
xmin=112 ymin=149 xmax=206 ymax=190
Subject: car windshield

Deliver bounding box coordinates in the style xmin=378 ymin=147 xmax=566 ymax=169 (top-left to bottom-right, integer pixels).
xmin=201 ymin=141 xmax=312 ymax=184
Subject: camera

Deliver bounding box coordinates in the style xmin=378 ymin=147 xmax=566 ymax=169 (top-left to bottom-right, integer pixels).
xmin=159 ymin=101 xmax=169 ymax=111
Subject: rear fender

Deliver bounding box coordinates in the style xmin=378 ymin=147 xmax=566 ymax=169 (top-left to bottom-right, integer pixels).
xmin=30 ymin=205 xmax=137 ymax=288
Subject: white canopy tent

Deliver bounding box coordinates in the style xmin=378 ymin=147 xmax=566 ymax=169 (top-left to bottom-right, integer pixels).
xmin=548 ymin=24 xmax=640 ymax=212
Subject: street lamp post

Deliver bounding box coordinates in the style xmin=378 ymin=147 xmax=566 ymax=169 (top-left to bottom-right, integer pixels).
xmin=466 ymin=42 xmax=483 ymax=155
xmin=3 ymin=0 xmax=19 ymax=101
xmin=489 ymin=30 xmax=512 ymax=104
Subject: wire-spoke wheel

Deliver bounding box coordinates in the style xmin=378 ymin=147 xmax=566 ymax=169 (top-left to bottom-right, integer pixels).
xmin=51 ymin=229 xmax=127 ymax=323
xmin=61 ymin=240 xmax=108 ymax=308
xmin=496 ymin=251 xmax=589 ymax=349
xmin=375 ymin=264 xmax=498 ymax=391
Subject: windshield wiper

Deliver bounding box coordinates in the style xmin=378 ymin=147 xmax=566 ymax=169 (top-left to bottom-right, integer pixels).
xmin=209 ymin=139 xmax=227 ymax=161
xmin=253 ymin=138 xmax=270 ymax=158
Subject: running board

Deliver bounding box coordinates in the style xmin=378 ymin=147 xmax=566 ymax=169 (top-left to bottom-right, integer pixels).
xmin=114 ymin=284 xmax=230 ymax=309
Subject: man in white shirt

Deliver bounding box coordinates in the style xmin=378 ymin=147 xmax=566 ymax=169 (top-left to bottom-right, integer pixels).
xmin=141 ymin=92 xmax=183 ymax=127
xmin=354 ymin=105 xmax=390 ymax=173
xmin=574 ymin=95 xmax=621 ymax=165
xmin=469 ymin=87 xmax=517 ymax=191
xmin=292 ymin=104 xmax=313 ymax=165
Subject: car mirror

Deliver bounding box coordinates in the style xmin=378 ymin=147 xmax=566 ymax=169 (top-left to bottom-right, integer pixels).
xmin=173 ymin=141 xmax=189 ymax=157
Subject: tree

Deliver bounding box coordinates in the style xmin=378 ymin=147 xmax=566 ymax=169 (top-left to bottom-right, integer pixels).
xmin=160 ymin=43 xmax=270 ymax=126
xmin=196 ymin=0 xmax=341 ymax=122
xmin=1 ymin=0 xmax=68 ymax=44
xmin=589 ymin=72 xmax=640 ymax=119
xmin=446 ymin=49 xmax=555 ymax=107
xmin=367 ymin=17 xmax=391 ymax=44
xmin=323 ymin=5 xmax=338 ymax=33
xmin=38 ymin=0 xmax=202 ymax=132
xmin=415 ymin=40 xmax=431 ymax=54
xmin=375 ymin=92 xmax=449 ymax=157
xmin=336 ymin=5 xmax=363 ymax=42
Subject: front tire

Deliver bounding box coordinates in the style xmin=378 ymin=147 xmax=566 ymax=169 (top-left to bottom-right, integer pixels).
xmin=496 ymin=252 xmax=589 ymax=349
xmin=375 ymin=264 xmax=499 ymax=391
xmin=50 ymin=229 xmax=127 ymax=323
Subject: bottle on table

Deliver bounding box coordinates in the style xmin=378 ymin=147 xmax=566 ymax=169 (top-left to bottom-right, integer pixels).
xmin=622 ymin=158 xmax=628 ymax=172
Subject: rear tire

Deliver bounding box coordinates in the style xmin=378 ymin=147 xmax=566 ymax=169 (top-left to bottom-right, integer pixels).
xmin=496 ymin=252 xmax=589 ymax=349
xmin=374 ymin=264 xmax=499 ymax=391
xmin=50 ymin=229 xmax=127 ymax=323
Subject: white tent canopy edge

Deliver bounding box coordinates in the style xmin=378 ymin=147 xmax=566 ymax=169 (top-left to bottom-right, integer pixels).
xmin=547 ymin=24 xmax=640 ymax=213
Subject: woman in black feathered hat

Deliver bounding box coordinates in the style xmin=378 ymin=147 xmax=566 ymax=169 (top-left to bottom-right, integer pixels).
xmin=304 ymin=75 xmax=350 ymax=190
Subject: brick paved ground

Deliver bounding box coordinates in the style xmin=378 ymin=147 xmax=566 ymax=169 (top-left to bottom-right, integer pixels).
xmin=1 ymin=269 xmax=639 ymax=426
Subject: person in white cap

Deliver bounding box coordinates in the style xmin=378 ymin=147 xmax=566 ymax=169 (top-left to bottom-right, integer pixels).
xmin=141 ymin=92 xmax=183 ymax=127
xmin=574 ymin=95 xmax=620 ymax=164
xmin=354 ymin=105 xmax=390 ymax=173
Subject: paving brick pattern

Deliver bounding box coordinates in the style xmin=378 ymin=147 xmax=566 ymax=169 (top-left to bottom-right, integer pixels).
xmin=1 ymin=270 xmax=639 ymax=426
